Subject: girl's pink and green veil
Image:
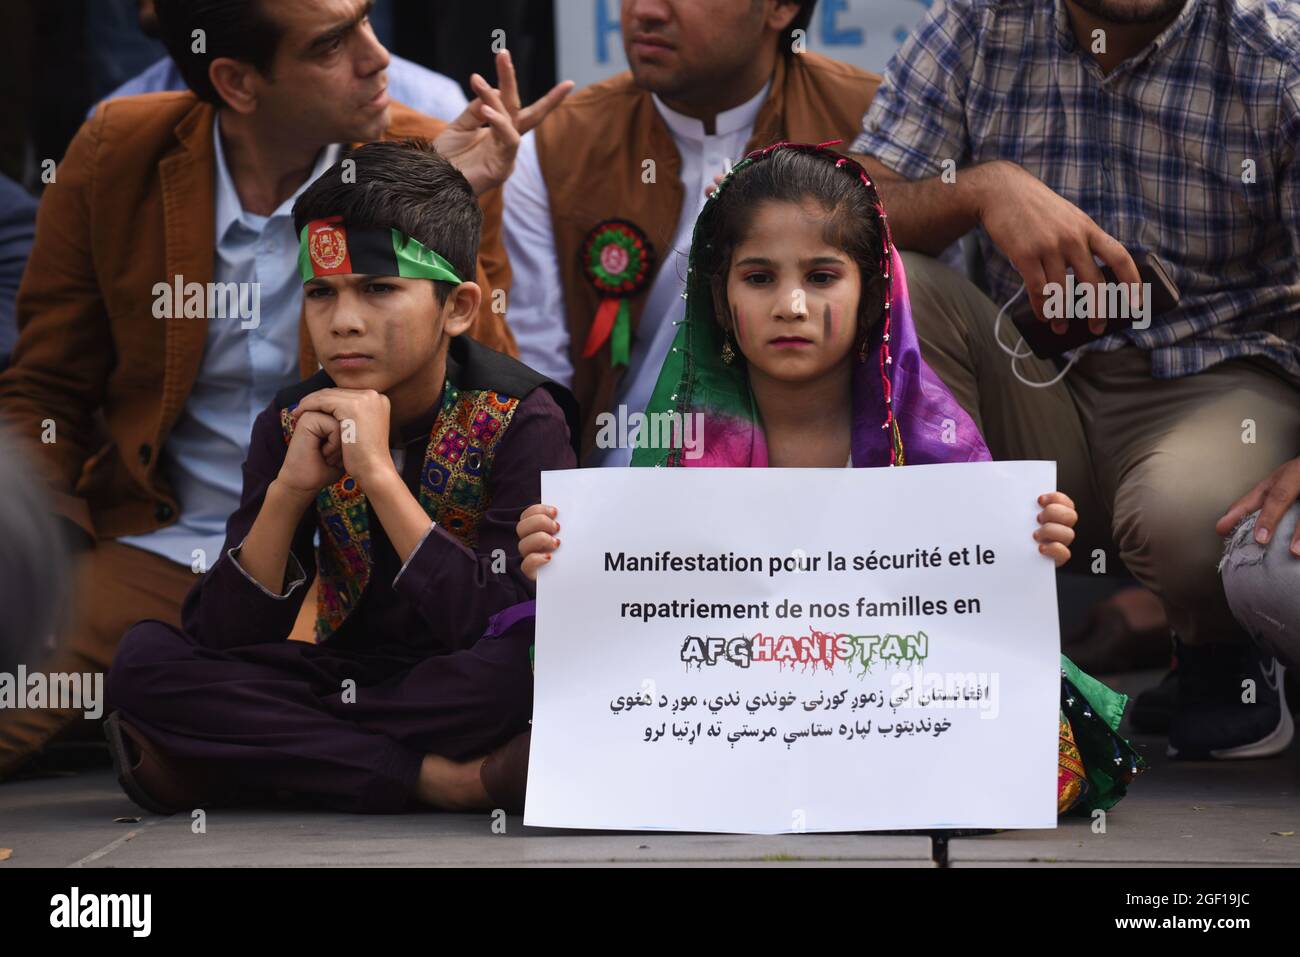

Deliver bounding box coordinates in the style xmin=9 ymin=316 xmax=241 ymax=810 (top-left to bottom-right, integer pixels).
xmin=631 ymin=141 xmax=988 ymax=469
xmin=631 ymin=142 xmax=1144 ymax=813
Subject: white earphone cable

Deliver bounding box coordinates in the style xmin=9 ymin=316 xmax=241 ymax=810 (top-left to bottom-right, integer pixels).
xmin=992 ymin=283 xmax=1080 ymax=389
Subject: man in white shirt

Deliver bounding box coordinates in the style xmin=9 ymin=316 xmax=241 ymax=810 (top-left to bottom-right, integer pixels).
xmin=502 ymin=0 xmax=879 ymax=464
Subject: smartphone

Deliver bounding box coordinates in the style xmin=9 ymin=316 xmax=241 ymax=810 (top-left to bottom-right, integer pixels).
xmin=1009 ymin=251 xmax=1180 ymax=360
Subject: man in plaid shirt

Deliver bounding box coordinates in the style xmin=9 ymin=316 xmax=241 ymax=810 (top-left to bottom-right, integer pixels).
xmin=851 ymin=0 xmax=1300 ymax=760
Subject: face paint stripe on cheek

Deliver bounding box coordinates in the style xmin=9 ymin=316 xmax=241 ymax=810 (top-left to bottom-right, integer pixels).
xmin=823 ymin=302 xmax=833 ymax=343
xmin=732 ymin=304 xmax=744 ymax=348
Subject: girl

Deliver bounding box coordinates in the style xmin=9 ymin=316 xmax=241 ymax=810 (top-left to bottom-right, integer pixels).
xmin=518 ymin=142 xmax=1144 ymax=817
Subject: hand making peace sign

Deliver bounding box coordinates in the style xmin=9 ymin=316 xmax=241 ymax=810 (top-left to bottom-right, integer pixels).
xmin=434 ymin=48 xmax=574 ymax=197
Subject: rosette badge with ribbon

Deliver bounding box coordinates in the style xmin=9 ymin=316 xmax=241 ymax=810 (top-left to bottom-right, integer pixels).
xmin=579 ymin=219 xmax=655 ymax=368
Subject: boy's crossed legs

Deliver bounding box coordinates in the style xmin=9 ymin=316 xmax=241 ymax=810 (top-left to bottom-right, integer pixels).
xmin=106 ymin=611 xmax=536 ymax=815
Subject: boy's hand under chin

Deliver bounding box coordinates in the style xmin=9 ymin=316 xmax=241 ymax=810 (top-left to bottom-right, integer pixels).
xmin=291 ymin=388 xmax=398 ymax=494
xmin=1034 ymin=491 xmax=1077 ymax=568
xmin=278 ymin=410 xmax=345 ymax=500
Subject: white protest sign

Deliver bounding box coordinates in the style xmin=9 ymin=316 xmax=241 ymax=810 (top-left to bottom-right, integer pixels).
xmin=526 ymin=462 xmax=1061 ymax=834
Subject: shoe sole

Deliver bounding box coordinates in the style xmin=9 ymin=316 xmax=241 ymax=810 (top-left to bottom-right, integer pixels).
xmin=1167 ymin=668 xmax=1295 ymax=760
xmin=103 ymin=713 xmax=179 ymax=816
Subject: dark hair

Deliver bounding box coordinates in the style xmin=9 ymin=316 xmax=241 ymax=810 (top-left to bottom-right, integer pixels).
xmin=782 ymin=0 xmax=819 ymax=58
xmin=292 ymin=139 xmax=481 ymax=305
xmin=701 ymin=147 xmax=885 ymax=344
xmin=154 ymin=0 xmax=284 ymax=106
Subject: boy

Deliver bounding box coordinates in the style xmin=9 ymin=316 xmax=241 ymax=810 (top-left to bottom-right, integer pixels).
xmin=105 ymin=140 xmax=577 ymax=815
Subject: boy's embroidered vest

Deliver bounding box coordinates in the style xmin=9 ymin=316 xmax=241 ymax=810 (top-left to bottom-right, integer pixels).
xmin=534 ymin=52 xmax=881 ymax=461
xmin=280 ymin=383 xmax=521 ymax=641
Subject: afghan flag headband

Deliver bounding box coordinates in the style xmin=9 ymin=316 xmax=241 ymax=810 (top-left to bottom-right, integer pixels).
xmin=298 ymin=216 xmax=463 ymax=285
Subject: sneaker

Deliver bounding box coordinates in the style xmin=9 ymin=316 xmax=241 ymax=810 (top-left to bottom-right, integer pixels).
xmin=1167 ymin=638 xmax=1294 ymax=760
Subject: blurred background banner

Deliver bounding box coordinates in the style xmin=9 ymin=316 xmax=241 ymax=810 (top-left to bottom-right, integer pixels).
xmin=556 ymin=0 xmax=930 ymax=88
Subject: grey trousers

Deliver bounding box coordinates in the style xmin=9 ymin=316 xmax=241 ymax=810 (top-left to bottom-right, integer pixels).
xmin=901 ymin=252 xmax=1300 ymax=647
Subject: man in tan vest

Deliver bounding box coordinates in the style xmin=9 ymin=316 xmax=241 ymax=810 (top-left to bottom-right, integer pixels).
xmin=504 ymin=0 xmax=880 ymax=462
xmin=0 ymin=0 xmax=570 ymax=779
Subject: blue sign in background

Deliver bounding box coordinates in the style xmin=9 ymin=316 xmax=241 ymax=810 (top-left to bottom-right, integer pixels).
xmin=558 ymin=0 xmax=932 ymax=88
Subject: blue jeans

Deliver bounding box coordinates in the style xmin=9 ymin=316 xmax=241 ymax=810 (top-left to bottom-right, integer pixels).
xmin=1220 ymin=503 xmax=1300 ymax=668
